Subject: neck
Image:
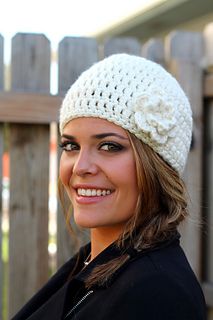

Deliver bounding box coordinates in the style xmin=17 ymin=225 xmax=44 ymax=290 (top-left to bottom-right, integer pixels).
xmin=90 ymin=226 xmax=123 ymax=260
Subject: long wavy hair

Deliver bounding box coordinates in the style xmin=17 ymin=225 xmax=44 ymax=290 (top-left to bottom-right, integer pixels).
xmin=58 ymin=131 xmax=189 ymax=289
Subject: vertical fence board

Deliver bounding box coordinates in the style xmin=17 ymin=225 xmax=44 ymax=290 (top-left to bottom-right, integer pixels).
xmin=104 ymin=37 xmax=141 ymax=57
xmin=0 ymin=34 xmax=3 ymax=320
xmin=204 ymin=24 xmax=213 ymax=316
xmin=11 ymin=33 xmax=50 ymax=93
xmin=58 ymin=37 xmax=98 ymax=95
xmin=142 ymin=38 xmax=165 ymax=66
xmin=9 ymin=33 xmax=50 ymax=317
xmin=0 ymin=35 xmax=3 ymax=89
xmin=204 ymin=23 xmax=213 ymax=69
xmin=57 ymin=38 xmax=98 ymax=268
xmin=0 ymin=126 xmax=3 ymax=320
xmin=204 ymin=101 xmax=213 ymax=317
xmin=165 ymin=31 xmax=204 ymax=277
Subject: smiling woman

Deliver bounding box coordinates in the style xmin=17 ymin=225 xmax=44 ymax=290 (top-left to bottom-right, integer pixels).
xmin=12 ymin=54 xmax=206 ymax=320
xmin=59 ymin=118 xmax=138 ymax=234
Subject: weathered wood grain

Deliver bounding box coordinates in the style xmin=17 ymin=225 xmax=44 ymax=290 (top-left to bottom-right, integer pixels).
xmin=9 ymin=33 xmax=50 ymax=317
xmin=0 ymin=92 xmax=62 ymax=123
xmin=0 ymin=34 xmax=3 ymax=320
xmin=58 ymin=37 xmax=98 ymax=95
xmin=0 ymin=125 xmax=3 ymax=320
xmin=204 ymin=23 xmax=213 ymax=71
xmin=166 ymin=31 xmax=204 ymax=277
xmin=0 ymin=35 xmax=3 ymax=89
xmin=203 ymin=25 xmax=213 ymax=316
xmin=11 ymin=33 xmax=50 ymax=93
xmin=57 ymin=38 xmax=97 ymax=267
xmin=203 ymin=282 xmax=213 ymax=308
xmin=204 ymin=74 xmax=213 ymax=98
xmin=142 ymin=38 xmax=165 ymax=66
xmin=104 ymin=37 xmax=141 ymax=57
xmin=204 ymin=100 xmax=213 ymax=285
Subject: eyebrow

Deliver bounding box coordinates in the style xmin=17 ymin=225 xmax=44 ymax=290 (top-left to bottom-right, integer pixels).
xmin=61 ymin=132 xmax=128 ymax=140
xmin=92 ymin=133 xmax=128 ymax=140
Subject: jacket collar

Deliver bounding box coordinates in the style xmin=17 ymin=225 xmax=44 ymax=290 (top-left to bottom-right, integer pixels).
xmin=74 ymin=231 xmax=180 ymax=288
xmin=21 ymin=232 xmax=180 ymax=319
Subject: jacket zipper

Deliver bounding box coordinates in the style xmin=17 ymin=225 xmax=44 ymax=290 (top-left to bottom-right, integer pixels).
xmin=64 ymin=290 xmax=94 ymax=319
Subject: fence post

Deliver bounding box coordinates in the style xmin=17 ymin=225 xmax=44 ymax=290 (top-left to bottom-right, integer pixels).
xmin=9 ymin=33 xmax=50 ymax=317
xmin=58 ymin=37 xmax=98 ymax=95
xmin=203 ymin=22 xmax=213 ymax=318
xmin=57 ymin=37 xmax=98 ymax=268
xmin=165 ymin=31 xmax=204 ymax=277
xmin=104 ymin=37 xmax=141 ymax=57
xmin=0 ymin=35 xmax=3 ymax=90
xmin=0 ymin=33 xmax=3 ymax=320
xmin=204 ymin=22 xmax=213 ymax=70
xmin=142 ymin=38 xmax=165 ymax=66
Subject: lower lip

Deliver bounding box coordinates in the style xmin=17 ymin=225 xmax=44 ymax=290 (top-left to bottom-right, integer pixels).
xmin=75 ymin=193 xmax=113 ymax=204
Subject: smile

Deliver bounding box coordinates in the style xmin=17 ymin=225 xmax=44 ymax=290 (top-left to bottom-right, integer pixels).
xmin=77 ymin=188 xmax=112 ymax=197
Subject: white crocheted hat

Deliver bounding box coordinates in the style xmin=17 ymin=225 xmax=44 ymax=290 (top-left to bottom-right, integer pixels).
xmin=59 ymin=54 xmax=192 ymax=174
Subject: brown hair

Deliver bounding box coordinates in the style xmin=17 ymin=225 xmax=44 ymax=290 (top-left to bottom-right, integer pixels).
xmin=59 ymin=132 xmax=188 ymax=288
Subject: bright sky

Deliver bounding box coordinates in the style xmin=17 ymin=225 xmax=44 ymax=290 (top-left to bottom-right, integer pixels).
xmin=1 ymin=0 xmax=164 ymax=91
xmin=0 ymin=0 xmax=163 ymax=49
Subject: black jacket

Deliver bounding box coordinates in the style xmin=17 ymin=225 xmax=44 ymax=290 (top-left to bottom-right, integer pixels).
xmin=12 ymin=234 xmax=206 ymax=319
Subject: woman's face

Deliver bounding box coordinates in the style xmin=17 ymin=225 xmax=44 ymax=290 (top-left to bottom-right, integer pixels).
xmin=59 ymin=117 xmax=139 ymax=233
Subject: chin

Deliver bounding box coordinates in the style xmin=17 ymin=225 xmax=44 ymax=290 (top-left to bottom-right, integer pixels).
xmin=73 ymin=215 xmax=99 ymax=229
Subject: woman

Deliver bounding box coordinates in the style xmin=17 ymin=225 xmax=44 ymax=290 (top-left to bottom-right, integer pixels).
xmin=13 ymin=54 xmax=206 ymax=319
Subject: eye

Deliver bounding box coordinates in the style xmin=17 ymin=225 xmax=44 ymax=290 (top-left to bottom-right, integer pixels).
xmin=99 ymin=142 xmax=123 ymax=152
xmin=59 ymin=141 xmax=79 ymax=151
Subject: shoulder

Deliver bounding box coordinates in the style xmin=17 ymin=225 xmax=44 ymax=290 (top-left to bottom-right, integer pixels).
xmin=117 ymin=270 xmax=205 ymax=319
xmin=111 ymin=243 xmax=206 ymax=319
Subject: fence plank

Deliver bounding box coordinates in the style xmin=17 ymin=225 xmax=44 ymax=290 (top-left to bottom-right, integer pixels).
xmin=204 ymin=23 xmax=213 ymax=71
xmin=11 ymin=33 xmax=50 ymax=93
xmin=203 ymin=26 xmax=213 ymax=317
xmin=0 ymin=35 xmax=3 ymax=89
xmin=58 ymin=37 xmax=98 ymax=95
xmin=57 ymin=38 xmax=98 ymax=268
xmin=142 ymin=38 xmax=165 ymax=66
xmin=0 ymin=92 xmax=62 ymax=124
xmin=9 ymin=33 xmax=50 ymax=317
xmin=0 ymin=127 xmax=3 ymax=320
xmin=104 ymin=37 xmax=141 ymax=57
xmin=203 ymin=102 xmax=213 ymax=283
xmin=204 ymin=74 xmax=213 ymax=98
xmin=0 ymin=34 xmax=3 ymax=320
xmin=165 ymin=31 xmax=204 ymax=277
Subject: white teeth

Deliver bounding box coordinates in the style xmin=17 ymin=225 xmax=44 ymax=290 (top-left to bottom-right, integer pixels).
xmin=92 ymin=189 xmax=96 ymax=196
xmin=77 ymin=188 xmax=112 ymax=197
xmin=85 ymin=189 xmax=92 ymax=196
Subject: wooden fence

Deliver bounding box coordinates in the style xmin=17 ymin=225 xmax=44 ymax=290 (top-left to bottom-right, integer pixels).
xmin=0 ymin=25 xmax=213 ymax=319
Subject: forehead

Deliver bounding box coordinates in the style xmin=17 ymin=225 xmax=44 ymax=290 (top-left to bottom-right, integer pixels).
xmin=62 ymin=117 xmax=128 ymax=137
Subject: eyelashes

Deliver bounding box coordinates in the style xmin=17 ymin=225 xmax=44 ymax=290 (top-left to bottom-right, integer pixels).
xmin=99 ymin=142 xmax=124 ymax=152
xmin=59 ymin=141 xmax=124 ymax=153
xmin=59 ymin=141 xmax=79 ymax=151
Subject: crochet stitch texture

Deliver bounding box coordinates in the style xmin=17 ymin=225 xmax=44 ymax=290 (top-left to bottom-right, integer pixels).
xmin=60 ymin=54 xmax=192 ymax=174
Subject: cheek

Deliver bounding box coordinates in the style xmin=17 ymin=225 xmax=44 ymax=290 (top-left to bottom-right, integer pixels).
xmin=121 ymin=157 xmax=138 ymax=186
xmin=111 ymin=156 xmax=138 ymax=192
xmin=59 ymin=154 xmax=73 ymax=186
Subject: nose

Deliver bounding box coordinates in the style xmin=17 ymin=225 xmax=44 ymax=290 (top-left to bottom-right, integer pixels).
xmin=72 ymin=149 xmax=98 ymax=176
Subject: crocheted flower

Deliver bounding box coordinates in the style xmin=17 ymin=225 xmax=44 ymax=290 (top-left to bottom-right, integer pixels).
xmin=133 ymin=92 xmax=177 ymax=144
